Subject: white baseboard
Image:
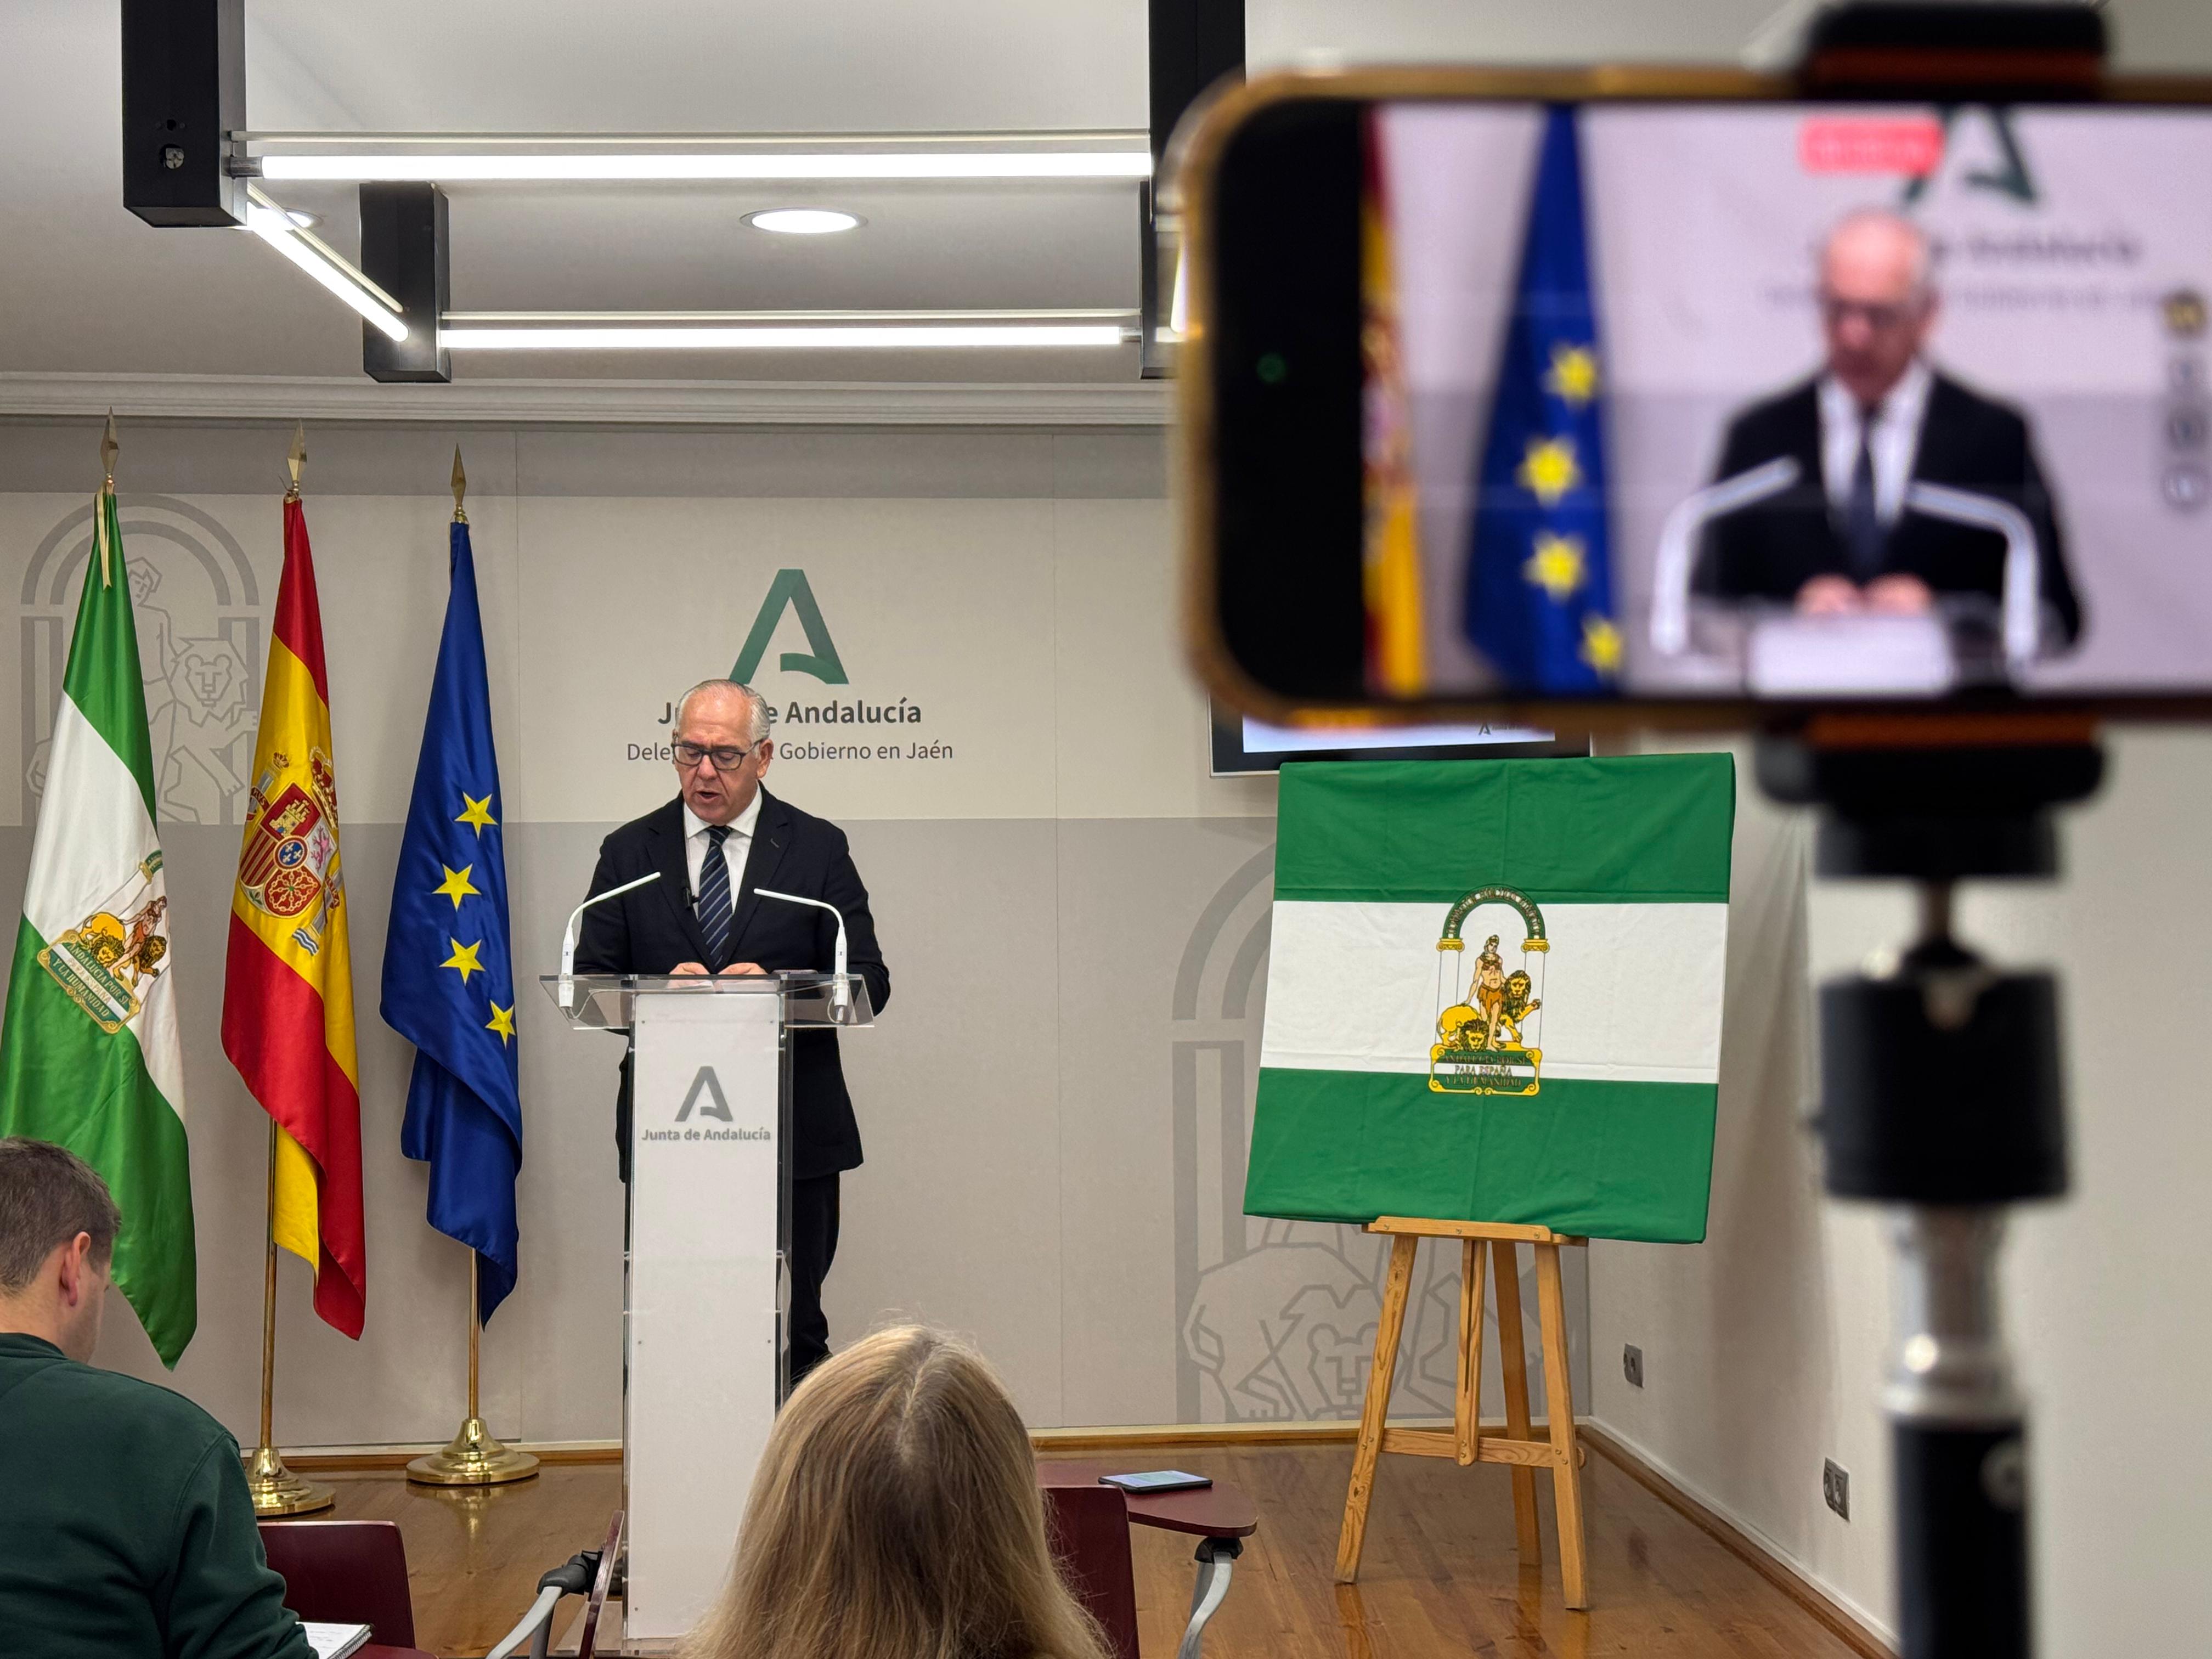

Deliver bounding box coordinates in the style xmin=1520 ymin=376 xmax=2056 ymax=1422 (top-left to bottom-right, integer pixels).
xmin=279 ymin=1437 xmax=620 ymax=1459
xmin=1587 ymin=1414 xmax=1897 ymax=1650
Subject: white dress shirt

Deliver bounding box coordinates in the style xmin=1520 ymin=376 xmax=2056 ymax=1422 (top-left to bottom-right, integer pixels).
xmin=681 ymin=788 xmax=763 ymax=906
xmin=1817 ymin=357 xmax=1933 ymax=528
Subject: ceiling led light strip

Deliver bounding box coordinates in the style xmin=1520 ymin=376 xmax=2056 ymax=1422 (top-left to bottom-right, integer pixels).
xmin=440 ymin=325 xmax=1129 ymax=351
xmin=438 ymin=309 xmax=1136 ymax=351
xmin=243 ymin=186 xmax=408 ymax=340
xmin=257 ymin=152 xmax=1152 ymax=183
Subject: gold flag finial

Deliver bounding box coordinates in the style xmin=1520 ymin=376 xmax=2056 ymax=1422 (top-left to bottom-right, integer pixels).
xmin=285 ymin=422 xmax=307 ymax=503
xmin=451 ymin=446 xmax=468 ymax=524
xmin=94 ymin=411 xmax=119 ymax=588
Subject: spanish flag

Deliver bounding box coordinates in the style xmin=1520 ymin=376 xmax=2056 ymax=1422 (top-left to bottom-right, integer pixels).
xmin=1361 ymin=108 xmax=1425 ymax=696
xmin=222 ymin=483 xmax=366 ymax=1338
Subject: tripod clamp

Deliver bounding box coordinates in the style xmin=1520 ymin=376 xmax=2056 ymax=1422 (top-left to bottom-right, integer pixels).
xmin=1757 ymin=725 xmax=2100 ymax=1658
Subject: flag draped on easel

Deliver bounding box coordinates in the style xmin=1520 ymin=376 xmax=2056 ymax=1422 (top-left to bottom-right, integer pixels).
xmin=222 ymin=489 xmax=367 ymax=1337
xmin=1463 ymin=106 xmax=1621 ymax=692
xmin=0 ymin=467 xmax=198 ymax=1365
xmin=1245 ymin=754 xmax=1734 ymax=1243
xmin=382 ymin=512 xmax=523 ymax=1321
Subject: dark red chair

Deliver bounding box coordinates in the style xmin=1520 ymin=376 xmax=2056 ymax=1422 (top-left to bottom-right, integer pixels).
xmin=258 ymin=1519 xmax=419 ymax=1650
xmin=1042 ymin=1481 xmax=1141 ymax=1659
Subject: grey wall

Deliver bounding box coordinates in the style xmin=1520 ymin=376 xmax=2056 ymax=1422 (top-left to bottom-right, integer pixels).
xmin=1588 ymin=733 xmax=2212 ymax=1650
xmin=0 ymin=420 xmax=1587 ymax=1449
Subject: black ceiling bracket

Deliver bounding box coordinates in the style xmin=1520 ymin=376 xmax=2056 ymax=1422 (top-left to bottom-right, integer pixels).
xmin=359 ymin=183 xmax=453 ymax=383
xmin=121 ymin=0 xmax=247 ymax=227
xmin=1144 ymin=0 xmax=1244 ymax=379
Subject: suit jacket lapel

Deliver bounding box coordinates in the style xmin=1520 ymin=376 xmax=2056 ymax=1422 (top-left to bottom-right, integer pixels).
xmin=646 ymin=799 xmax=713 ymax=966
xmin=726 ymin=789 xmax=793 ymax=958
xmin=1908 ymin=373 xmax=1967 ymax=486
xmin=1779 ymin=382 xmax=1825 ymax=510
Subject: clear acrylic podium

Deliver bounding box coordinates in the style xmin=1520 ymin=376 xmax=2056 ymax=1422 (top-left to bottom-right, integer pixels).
xmin=541 ymin=970 xmax=873 ymax=1650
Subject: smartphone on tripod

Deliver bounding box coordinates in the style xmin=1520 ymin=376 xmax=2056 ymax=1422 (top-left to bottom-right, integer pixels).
xmin=1171 ymin=16 xmax=2212 ymax=1657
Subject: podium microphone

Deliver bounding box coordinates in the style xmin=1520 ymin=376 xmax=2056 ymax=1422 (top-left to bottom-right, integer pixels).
xmin=558 ymin=872 xmax=659 ymax=1011
xmin=753 ymin=888 xmax=851 ymax=1017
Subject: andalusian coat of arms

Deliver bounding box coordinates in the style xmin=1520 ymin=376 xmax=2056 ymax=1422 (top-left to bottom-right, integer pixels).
xmin=1429 ymin=885 xmax=1549 ymax=1096
xmin=38 ymin=854 xmax=172 ymax=1034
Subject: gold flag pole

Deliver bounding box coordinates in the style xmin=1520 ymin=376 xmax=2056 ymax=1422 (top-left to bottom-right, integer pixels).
xmin=407 ymin=447 xmax=537 ymax=1488
xmin=406 ymin=1248 xmax=539 ymax=1486
xmin=244 ymin=429 xmax=331 ymax=1517
xmin=245 ymin=1118 xmax=334 ymax=1515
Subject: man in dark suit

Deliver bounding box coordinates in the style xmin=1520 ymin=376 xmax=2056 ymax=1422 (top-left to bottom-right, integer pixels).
xmin=574 ymin=679 xmax=889 ymax=1383
xmin=1695 ymin=208 xmax=2080 ymax=648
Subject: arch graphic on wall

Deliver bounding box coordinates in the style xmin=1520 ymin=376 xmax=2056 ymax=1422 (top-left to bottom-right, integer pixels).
xmin=1170 ymin=842 xmax=1549 ymax=1424
xmin=20 ymin=496 xmax=264 ymax=826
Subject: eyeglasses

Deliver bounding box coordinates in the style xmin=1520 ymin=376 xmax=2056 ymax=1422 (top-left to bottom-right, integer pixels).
xmin=672 ymin=740 xmax=758 ymax=772
xmin=1819 ymin=294 xmax=1922 ymax=333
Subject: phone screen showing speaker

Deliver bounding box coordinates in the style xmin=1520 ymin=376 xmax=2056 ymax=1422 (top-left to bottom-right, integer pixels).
xmin=1353 ymin=101 xmax=2212 ymax=703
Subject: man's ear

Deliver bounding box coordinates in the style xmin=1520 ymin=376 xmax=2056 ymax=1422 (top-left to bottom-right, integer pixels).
xmin=53 ymin=1232 xmax=94 ymax=1307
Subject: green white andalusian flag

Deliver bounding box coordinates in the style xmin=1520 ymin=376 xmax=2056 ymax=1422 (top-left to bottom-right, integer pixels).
xmin=0 ymin=486 xmax=196 ymax=1363
xmin=1246 ymin=754 xmax=1734 ymax=1243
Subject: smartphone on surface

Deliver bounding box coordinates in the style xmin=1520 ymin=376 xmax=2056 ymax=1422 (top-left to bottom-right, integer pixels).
xmin=1099 ymin=1470 xmax=1214 ymax=1493
xmin=1180 ymin=71 xmax=2212 ymax=726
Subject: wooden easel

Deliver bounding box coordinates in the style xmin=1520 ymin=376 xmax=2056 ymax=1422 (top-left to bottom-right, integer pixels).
xmin=1334 ymin=1217 xmax=1591 ymax=1609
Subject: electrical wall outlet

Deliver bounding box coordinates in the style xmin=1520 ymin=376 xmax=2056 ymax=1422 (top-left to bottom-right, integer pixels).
xmin=1622 ymin=1344 xmax=1644 ymax=1388
xmin=1824 ymin=1459 xmax=1850 ymax=1521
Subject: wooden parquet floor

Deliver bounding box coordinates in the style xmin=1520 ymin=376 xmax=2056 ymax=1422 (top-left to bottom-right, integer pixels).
xmin=321 ymin=1438 xmax=1876 ymax=1658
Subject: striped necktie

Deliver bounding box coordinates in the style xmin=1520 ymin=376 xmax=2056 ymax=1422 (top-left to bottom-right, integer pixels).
xmin=1843 ymin=415 xmax=1884 ymax=581
xmin=696 ymin=823 xmax=733 ymax=970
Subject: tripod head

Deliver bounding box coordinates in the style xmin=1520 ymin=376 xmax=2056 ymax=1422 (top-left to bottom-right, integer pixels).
xmin=1759 ymin=722 xmax=2098 ymax=1206
xmin=1756 ymin=724 xmax=2102 ymax=882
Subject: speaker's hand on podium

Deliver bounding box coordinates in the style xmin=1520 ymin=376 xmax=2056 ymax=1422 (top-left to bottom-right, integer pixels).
xmin=1864 ymin=572 xmax=1933 ymax=614
xmin=670 ymin=961 xmax=709 ymax=975
xmin=718 ymin=962 xmax=766 ymax=976
xmin=1795 ymin=574 xmax=1863 ymax=615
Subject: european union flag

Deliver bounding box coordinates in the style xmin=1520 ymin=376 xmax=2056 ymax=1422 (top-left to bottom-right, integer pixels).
xmin=382 ymin=517 xmax=522 ymax=1320
xmin=1464 ymin=106 xmax=1622 ymax=693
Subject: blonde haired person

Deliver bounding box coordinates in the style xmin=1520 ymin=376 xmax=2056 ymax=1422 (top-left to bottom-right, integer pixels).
xmin=683 ymin=1325 xmax=1111 ymax=1659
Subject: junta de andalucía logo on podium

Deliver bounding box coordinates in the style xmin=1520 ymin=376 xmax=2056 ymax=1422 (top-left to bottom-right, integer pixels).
xmin=1429 ymin=885 xmax=1549 ymax=1097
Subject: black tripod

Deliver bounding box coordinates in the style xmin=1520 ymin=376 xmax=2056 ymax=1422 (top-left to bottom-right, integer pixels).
xmin=1769 ymin=8 xmax=2117 ymax=1650
xmin=1758 ymin=731 xmax=2101 ymax=1657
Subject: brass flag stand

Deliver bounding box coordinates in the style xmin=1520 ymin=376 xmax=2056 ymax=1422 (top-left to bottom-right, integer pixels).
xmin=244 ymin=1118 xmax=335 ymax=1516
xmin=406 ymin=1249 xmax=540 ymax=1486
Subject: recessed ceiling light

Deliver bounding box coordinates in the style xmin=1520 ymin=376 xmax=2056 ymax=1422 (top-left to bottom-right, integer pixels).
xmin=742 ymin=208 xmax=862 ymax=235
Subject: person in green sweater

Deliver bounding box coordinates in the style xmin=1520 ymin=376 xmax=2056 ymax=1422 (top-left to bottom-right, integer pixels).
xmin=0 ymin=1137 xmax=313 ymax=1659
